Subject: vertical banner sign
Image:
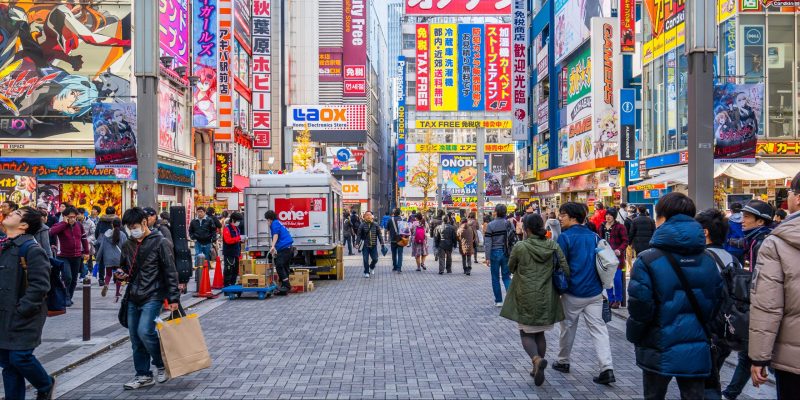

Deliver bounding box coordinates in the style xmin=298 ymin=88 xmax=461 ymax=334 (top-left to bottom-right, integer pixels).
xmin=511 ymin=1 xmax=529 ymax=141
xmin=251 ymin=0 xmax=272 ymax=148
xmin=343 ymin=0 xmax=367 ymax=97
xmin=619 ymin=0 xmax=635 ymax=53
xmin=457 ymin=24 xmax=484 ymax=111
xmin=215 ymin=152 xmax=233 ymax=188
xmin=92 ymin=102 xmax=138 ymax=167
xmin=159 ymin=0 xmax=190 ymax=67
xmin=215 ymin=0 xmax=234 ymax=141
xmin=319 ymin=47 xmax=343 ymax=81
xmin=397 ymin=56 xmax=407 ymax=188
xmin=713 ymin=82 xmax=763 ymax=163
xmin=590 ymin=19 xmax=622 ymax=160
xmin=193 ymin=0 xmax=219 ymax=129
xmin=619 ymin=88 xmax=636 ymax=161
xmin=485 ymin=24 xmax=512 ymax=112
xmin=415 ymin=24 xmax=430 ymax=111
xmin=429 ymin=24 xmax=457 ymax=111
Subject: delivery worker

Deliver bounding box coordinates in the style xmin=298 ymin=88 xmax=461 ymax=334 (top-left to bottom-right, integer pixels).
xmin=264 ymin=210 xmax=293 ymax=295
xmin=221 ymin=212 xmax=244 ymax=287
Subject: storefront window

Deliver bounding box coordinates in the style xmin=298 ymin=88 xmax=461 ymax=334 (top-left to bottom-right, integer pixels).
xmin=677 ymin=46 xmax=689 ymax=150
xmin=654 ymin=57 xmax=665 ymax=154
xmin=642 ymin=65 xmax=654 ymax=155
xmin=767 ymin=15 xmax=794 ymax=138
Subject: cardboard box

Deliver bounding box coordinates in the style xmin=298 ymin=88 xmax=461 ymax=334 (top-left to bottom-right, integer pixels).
xmin=239 ymin=259 xmax=256 ymax=275
xmin=289 ymin=270 xmax=309 ymax=292
xmin=336 ymin=245 xmax=344 ymax=261
xmin=307 ymin=282 xmax=315 ymax=292
xmin=241 ymin=274 xmax=266 ymax=288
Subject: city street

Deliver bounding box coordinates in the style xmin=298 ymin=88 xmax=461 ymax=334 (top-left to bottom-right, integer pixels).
xmin=18 ymin=253 xmax=775 ymax=400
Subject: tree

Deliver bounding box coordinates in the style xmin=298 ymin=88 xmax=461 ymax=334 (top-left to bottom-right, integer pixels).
xmin=408 ymin=129 xmax=438 ymax=212
xmin=293 ymin=124 xmax=315 ymax=171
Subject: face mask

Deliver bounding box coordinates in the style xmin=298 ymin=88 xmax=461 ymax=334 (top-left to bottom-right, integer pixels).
xmin=233 ymin=221 xmax=240 ymax=227
xmin=129 ymin=228 xmax=144 ymax=239
xmin=105 ymin=229 xmax=113 ymax=238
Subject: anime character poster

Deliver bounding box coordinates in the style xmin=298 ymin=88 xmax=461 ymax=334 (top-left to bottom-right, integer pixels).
xmin=92 ymin=102 xmax=137 ymax=167
xmin=158 ymin=81 xmax=185 ymax=152
xmin=61 ymin=183 xmax=122 ymax=213
xmin=713 ymin=82 xmax=763 ymax=163
xmin=0 ymin=173 xmax=36 ymax=206
xmin=0 ymin=2 xmax=132 ymax=141
xmin=440 ymin=154 xmax=490 ymax=196
xmin=36 ymin=183 xmax=61 ymax=217
xmin=192 ymin=0 xmax=219 ymax=128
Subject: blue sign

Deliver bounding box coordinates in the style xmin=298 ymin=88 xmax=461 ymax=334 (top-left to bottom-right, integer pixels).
xmin=336 ymin=148 xmax=352 ymax=162
xmin=619 ymin=88 xmax=636 ymax=161
xmin=457 ymin=24 xmax=485 ymax=111
xmin=743 ymin=26 xmax=763 ymax=46
xmin=157 ymin=163 xmax=195 ymax=188
xmin=629 ymin=129 xmax=641 ymax=181
xmin=397 ymin=55 xmax=407 ymax=188
xmin=0 ymin=158 xmax=136 ymax=181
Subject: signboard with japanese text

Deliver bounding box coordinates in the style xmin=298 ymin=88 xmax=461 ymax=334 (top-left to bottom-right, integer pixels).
xmin=405 ymin=0 xmax=512 ymax=15
xmin=252 ymin=0 xmax=272 ymax=148
xmin=441 ymin=154 xmax=489 ymax=196
xmin=215 ymin=152 xmax=233 ymax=188
xmin=158 ymin=163 xmax=195 ymax=188
xmin=343 ymin=0 xmax=367 ymax=97
xmin=412 ymin=143 xmax=515 ymax=153
xmin=0 ymin=173 xmax=36 ymax=207
xmin=0 ymin=159 xmax=136 ymax=182
xmin=415 ymin=120 xmax=511 ymax=129
xmin=92 ymin=102 xmax=138 ymax=167
xmin=564 ymin=47 xmax=592 ymax=166
xmin=397 ymin=56 xmax=407 ymax=188
xmin=319 ymin=47 xmax=343 ymax=81
xmin=554 ymin=0 xmax=612 ymax=63
xmin=642 ymin=0 xmax=685 ymax=65
xmin=193 ymin=0 xmax=219 ymax=129
xmin=430 ymin=24 xmax=458 ymax=111
xmin=215 ymin=0 xmax=234 ymax=142
xmin=620 ymin=0 xmax=635 ymax=53
xmin=590 ymin=18 xmax=622 ymax=161
xmin=537 ymin=102 xmax=549 ymax=133
xmin=288 ymin=105 xmax=367 ymax=130
xmin=718 ymin=0 xmax=736 ymax=23
xmin=536 ymin=45 xmax=548 ymax=82
xmin=160 ymin=0 xmax=190 ymax=67
xmin=757 ymin=141 xmax=800 ymax=156
xmin=537 ymin=144 xmax=550 ymax=171
xmin=416 ymin=24 xmax=430 ymax=111
xmin=511 ymin=0 xmax=529 ymax=142
xmin=457 ymin=24 xmax=484 ymax=111
xmin=485 ymin=24 xmax=512 ymax=112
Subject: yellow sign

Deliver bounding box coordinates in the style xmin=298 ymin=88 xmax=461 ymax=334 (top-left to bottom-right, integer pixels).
xmin=415 ymin=143 xmax=514 ymax=153
xmin=415 ymin=120 xmax=512 ymax=129
xmin=717 ymin=0 xmax=736 ymax=24
xmin=430 ymin=24 xmax=458 ymax=111
xmin=642 ymin=3 xmax=686 ymax=66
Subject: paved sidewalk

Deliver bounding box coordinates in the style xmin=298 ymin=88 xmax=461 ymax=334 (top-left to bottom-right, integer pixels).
xmin=47 ymin=253 xmax=774 ymax=399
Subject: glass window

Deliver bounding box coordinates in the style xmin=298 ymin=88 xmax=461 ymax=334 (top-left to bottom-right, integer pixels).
xmin=666 ymin=50 xmax=677 ymax=152
xmin=677 ymin=46 xmax=688 ymax=150
xmin=407 ymin=82 xmax=416 ymax=98
xmin=767 ymin=15 xmax=794 ymax=138
xmin=643 ymin=63 xmax=654 ymax=156
xmin=654 ymin=57 xmax=665 ymax=154
xmin=407 ymin=59 xmax=415 ymax=75
xmin=403 ymin=33 xmax=415 ymax=49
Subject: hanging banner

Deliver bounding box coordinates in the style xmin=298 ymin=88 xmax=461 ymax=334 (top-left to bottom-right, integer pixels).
xmin=429 ymin=24 xmax=458 ymax=111
xmin=416 ymin=24 xmax=430 ymax=111
xmin=590 ymin=18 xmax=622 ymax=161
xmin=713 ymin=82 xmax=763 ymax=163
xmin=564 ymin=47 xmax=592 ymax=166
xmin=457 ymin=24 xmax=485 ymax=111
xmin=319 ymin=47 xmax=343 ymax=81
xmin=511 ymin=0 xmax=529 ymax=141
xmin=215 ymin=152 xmax=233 ymax=188
xmin=397 ymin=56 xmax=407 ymax=188
xmin=160 ymin=0 xmax=190 ymax=67
xmin=620 ymin=0 xmax=635 ymax=53
xmin=252 ymin=0 xmax=272 ymax=148
xmin=415 ymin=120 xmax=511 ymax=129
xmin=215 ymin=0 xmax=234 ymax=141
xmin=0 ymin=173 xmax=36 ymax=207
xmin=405 ymin=0 xmax=512 ymax=15
xmin=554 ymin=0 xmax=611 ymax=63
xmin=193 ymin=0 xmax=219 ymax=129
xmin=158 ymin=81 xmax=187 ymax=153
xmin=92 ymin=102 xmax=138 ymax=167
xmin=619 ymin=88 xmax=636 ymax=161
xmin=489 ymin=153 xmax=515 ymax=197
xmin=343 ymin=0 xmax=367 ymax=97
xmin=485 ymin=24 xmax=512 ymax=112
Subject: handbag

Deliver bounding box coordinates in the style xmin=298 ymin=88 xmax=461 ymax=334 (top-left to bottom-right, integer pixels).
xmin=602 ymin=296 xmax=612 ymax=323
xmin=157 ymin=310 xmax=212 ymax=378
xmin=118 ymin=286 xmax=130 ymax=328
xmin=595 ymin=238 xmax=618 ymax=289
xmin=552 ymin=253 xmax=568 ymax=294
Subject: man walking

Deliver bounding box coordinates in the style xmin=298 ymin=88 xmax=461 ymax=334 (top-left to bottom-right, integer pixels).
xmin=221 ymin=212 xmax=244 ymax=287
xmin=357 ymin=211 xmax=385 ymax=278
xmin=386 ymin=208 xmax=406 ymax=272
xmin=50 ymin=206 xmax=90 ymax=306
xmin=434 ymin=216 xmax=457 ymax=275
xmin=468 ymin=212 xmax=480 ymax=264
xmin=77 ymin=208 xmax=95 ymax=279
xmin=343 ymin=213 xmax=354 ymax=256
xmin=264 ymin=210 xmax=293 ymax=295
xmin=189 ymin=207 xmax=215 ymax=265
xmin=628 ymin=205 xmax=656 ymax=256
xmin=554 ymin=202 xmax=615 ymax=385
xmin=118 ymin=208 xmax=180 ymax=390
xmin=0 ymin=207 xmax=56 ymax=400
xmin=485 ymin=204 xmax=513 ymax=307
xmin=94 ymin=207 xmax=119 ymax=288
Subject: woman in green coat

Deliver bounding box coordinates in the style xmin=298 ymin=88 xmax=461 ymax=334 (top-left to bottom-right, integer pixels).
xmin=500 ymin=213 xmax=569 ymax=386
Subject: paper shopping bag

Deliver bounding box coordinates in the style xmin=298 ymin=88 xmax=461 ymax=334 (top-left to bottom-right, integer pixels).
xmin=157 ymin=313 xmax=212 ymax=378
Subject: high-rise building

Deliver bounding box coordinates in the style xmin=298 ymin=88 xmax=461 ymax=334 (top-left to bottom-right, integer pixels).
xmin=387 ymin=0 xmax=403 ymax=80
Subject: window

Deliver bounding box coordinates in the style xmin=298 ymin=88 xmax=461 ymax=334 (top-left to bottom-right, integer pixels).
xmin=407 ymin=58 xmax=415 ymax=75
xmin=767 ymin=15 xmax=794 ymax=137
xmin=403 ymin=33 xmax=415 ymax=49
xmin=666 ymin=50 xmax=678 ymax=152
xmin=407 ymin=82 xmax=416 ymax=98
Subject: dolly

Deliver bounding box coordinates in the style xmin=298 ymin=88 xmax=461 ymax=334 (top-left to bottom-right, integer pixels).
xmin=220 ymin=283 xmax=278 ymax=300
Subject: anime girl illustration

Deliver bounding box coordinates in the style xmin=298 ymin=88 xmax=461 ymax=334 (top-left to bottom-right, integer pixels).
xmin=193 ymin=65 xmax=217 ymax=127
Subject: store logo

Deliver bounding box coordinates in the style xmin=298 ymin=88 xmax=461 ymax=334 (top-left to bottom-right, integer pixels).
xmin=343 ymin=184 xmax=361 ymax=193
xmin=621 ymin=101 xmax=634 ymax=114
xmin=745 ymin=28 xmax=762 ymax=45
xmin=292 ymin=107 xmax=346 ymax=122
xmin=275 ymin=198 xmax=311 ymax=228
xmin=602 ymin=24 xmax=614 ymax=105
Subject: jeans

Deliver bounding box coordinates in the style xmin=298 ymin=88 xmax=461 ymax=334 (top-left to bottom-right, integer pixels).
xmin=344 ymin=235 xmax=354 ymax=255
xmin=606 ymin=269 xmax=624 ymax=303
xmin=61 ymin=256 xmax=83 ymax=301
xmin=362 ymin=246 xmax=379 ymax=274
xmin=642 ymin=370 xmax=705 ymax=400
xmin=391 ymin=243 xmax=404 ymax=271
xmin=489 ymin=249 xmax=511 ymax=303
xmin=223 ymin=255 xmax=239 ymax=287
xmin=97 ymin=259 xmax=105 ymax=286
xmin=558 ymin=293 xmax=614 ymax=372
xmin=437 ymin=248 xmax=452 ymax=273
xmin=0 ymin=349 xmax=53 ymax=400
xmin=723 ymin=351 xmax=751 ymax=399
xmin=704 ymin=344 xmax=732 ymax=400
xmin=128 ymin=300 xmax=165 ymax=377
xmin=194 ymin=242 xmax=213 ymax=265
xmin=776 ymin=369 xmax=800 ymax=400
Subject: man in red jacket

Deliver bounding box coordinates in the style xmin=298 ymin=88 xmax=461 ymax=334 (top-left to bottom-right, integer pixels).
xmin=50 ymin=206 xmax=90 ymax=306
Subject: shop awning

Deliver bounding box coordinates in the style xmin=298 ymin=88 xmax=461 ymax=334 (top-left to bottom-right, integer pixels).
xmin=760 ymin=161 xmax=799 ymax=181
xmin=629 ymin=166 xmax=688 ymax=191
xmin=714 ymin=161 xmax=790 ymax=181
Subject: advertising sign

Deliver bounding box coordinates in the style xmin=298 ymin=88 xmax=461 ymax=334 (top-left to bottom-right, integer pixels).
xmin=564 ymin=48 xmax=592 ymax=166
xmin=536 ymin=46 xmax=549 ymax=82
xmin=642 ymin=0 xmax=685 ymax=65
xmin=537 ymin=102 xmax=549 ymax=133
xmin=157 ymin=163 xmax=195 ymax=188
xmin=193 ymin=0 xmax=219 ymax=129
xmin=566 ymin=47 xmax=592 ymax=104
xmin=511 ymin=0 xmax=529 ymax=142
xmin=403 ymin=152 xmax=439 ymax=198
xmin=620 ymin=0 xmax=635 ymax=53
xmin=440 ymin=154 xmax=489 ymax=196
xmin=0 ymin=173 xmax=36 ymax=206
xmin=489 ymin=153 xmax=515 ymax=197
xmin=756 ymin=141 xmax=800 ymax=156
xmin=404 ymin=0 xmax=512 ymax=15
xmin=416 ymin=24 xmax=430 ymax=111
xmin=215 ymin=152 xmax=233 ymax=188
xmin=319 ymin=47 xmax=343 ymax=81
xmin=342 ymin=181 xmax=369 ymax=200
xmin=430 ymin=24 xmax=458 ymax=111
xmin=713 ymin=83 xmax=763 ymax=163
xmin=415 ymin=120 xmax=511 ymax=129
xmin=0 ymin=159 xmax=136 ymax=182
xmin=413 ymin=144 xmax=515 ymax=153
xmin=92 ymin=102 xmax=138 ymax=167
xmin=215 ymin=0 xmax=234 ymax=142
xmin=288 ymin=105 xmax=366 ymax=130
xmin=591 ymin=18 xmax=622 ymax=161
xmin=457 ymin=24 xmax=485 ymax=111
xmin=619 ymin=88 xmax=636 ymax=161
xmin=327 ymin=147 xmax=366 ymax=171
xmin=537 ymin=144 xmax=550 ymax=171
xmin=61 ymin=183 xmax=123 ymax=215
xmin=554 ymin=0 xmax=611 ymax=63
xmin=343 ymin=0 xmax=367 ymax=97
xmin=397 ymin=56 xmax=407 ymax=188
xmin=252 ymin=0 xmax=272 ymax=148
xmin=485 ymin=24 xmax=512 ymax=112
xmin=274 ymin=197 xmax=327 ymax=229
xmin=160 ymin=0 xmax=190 ymax=66
xmin=718 ymin=0 xmax=736 ymax=23
xmin=158 ymin=81 xmax=187 ymax=152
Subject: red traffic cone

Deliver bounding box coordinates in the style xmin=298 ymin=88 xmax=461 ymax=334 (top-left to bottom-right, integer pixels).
xmin=211 ymin=256 xmax=224 ymax=290
xmin=194 ymin=261 xmax=216 ymax=298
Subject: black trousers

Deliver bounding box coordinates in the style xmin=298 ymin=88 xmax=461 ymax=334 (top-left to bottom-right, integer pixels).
xmin=642 ymin=370 xmax=704 ymax=400
xmin=274 ymin=248 xmax=292 ymax=290
xmin=61 ymin=256 xmax=83 ymax=301
xmin=776 ymin=369 xmax=800 ymax=400
xmin=223 ymin=255 xmax=239 ymax=287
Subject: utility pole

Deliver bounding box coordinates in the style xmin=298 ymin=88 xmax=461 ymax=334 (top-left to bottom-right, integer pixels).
xmin=134 ymin=1 xmax=159 ymax=209
xmin=476 ymin=127 xmax=485 ymax=225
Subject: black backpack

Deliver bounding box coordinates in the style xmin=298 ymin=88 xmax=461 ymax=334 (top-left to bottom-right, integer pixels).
xmin=706 ymin=249 xmax=751 ymax=351
xmin=19 ymin=240 xmax=69 ymax=317
xmin=504 ymin=221 xmax=519 ymax=256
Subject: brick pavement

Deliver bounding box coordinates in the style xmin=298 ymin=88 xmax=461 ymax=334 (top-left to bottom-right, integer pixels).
xmin=55 ymin=253 xmax=776 ymax=399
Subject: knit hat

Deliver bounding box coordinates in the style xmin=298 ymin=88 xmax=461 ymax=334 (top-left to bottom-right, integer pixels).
xmin=742 ymin=200 xmax=775 ymax=223
xmin=142 ymin=207 xmax=157 ymax=217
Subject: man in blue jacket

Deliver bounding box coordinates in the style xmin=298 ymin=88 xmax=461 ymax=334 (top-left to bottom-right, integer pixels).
xmin=626 ymin=192 xmax=723 ymax=399
xmin=555 ymin=202 xmax=615 ymax=385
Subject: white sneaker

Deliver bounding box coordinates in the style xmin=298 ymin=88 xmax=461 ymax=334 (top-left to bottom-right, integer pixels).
xmin=364 ymin=273 xmax=370 ymax=278
xmin=370 ymin=269 xmax=375 ymax=275
xmin=495 ymin=302 xmax=503 ymax=307
xmin=123 ymin=375 xmax=155 ymax=390
xmin=156 ymin=368 xmax=169 ymax=383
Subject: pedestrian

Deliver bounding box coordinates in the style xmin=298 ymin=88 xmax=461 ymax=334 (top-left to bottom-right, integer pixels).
xmin=206 ymin=207 xmax=223 ymax=260
xmin=357 ymin=211 xmax=385 ymax=278
xmin=94 ymin=207 xmax=119 ymax=288
xmin=77 ymin=207 xmax=96 ymax=279
xmin=33 ymin=209 xmax=53 ymax=259
xmin=724 ymin=202 xmax=745 ymax=262
xmin=430 ymin=210 xmax=444 ymax=261
xmin=386 ymin=208 xmax=407 ymax=272
xmin=554 ymin=202 xmax=615 ymax=385
xmin=773 ymin=209 xmax=787 ymax=225
xmin=411 ymin=214 xmax=429 ymax=271
xmin=0 ymin=206 xmax=56 ymax=400
xmin=50 ymin=206 xmax=90 ymax=306
xmin=143 ymin=207 xmax=173 ymax=250
xmin=159 ymin=212 xmax=171 ymax=234
xmin=545 ymin=211 xmax=561 ymax=242
xmin=350 ymin=211 xmax=362 ymax=249
xmin=626 ymin=192 xmax=722 ymax=400
xmin=599 ymin=208 xmax=628 ymax=309
xmin=89 ymin=206 xmax=101 ymax=225
xmin=589 ymin=201 xmax=606 ymax=232
xmin=189 ymin=206 xmax=215 ymax=265
xmin=264 ymin=210 xmax=293 ymax=295
xmin=96 ymin=218 xmax=127 ymax=300
xmin=0 ymin=200 xmax=18 ymax=237
xmin=485 ymin=204 xmax=514 ymax=307
xmin=456 ymin=218 xmax=476 ymax=275
xmin=380 ymin=211 xmax=391 ymax=242
xmin=117 ymin=207 xmax=180 ymax=390
xmin=629 ymin=205 xmax=656 ymax=256
xmin=468 ymin=212 xmax=480 ymax=263
xmin=749 ymin=171 xmax=800 ymax=399
xmin=342 ymin=213 xmax=354 ymax=255
xmin=434 ymin=216 xmax=457 ymax=275
xmin=221 ymin=212 xmax=244 ymax=287
xmin=500 ymin=213 xmax=569 ymax=387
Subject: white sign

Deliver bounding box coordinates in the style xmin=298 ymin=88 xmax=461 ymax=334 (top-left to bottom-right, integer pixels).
xmin=287 ymin=105 xmax=367 ymax=130
xmin=590 ymin=18 xmax=622 ymax=160
xmin=511 ymin=0 xmax=530 ymax=142
xmin=341 ymin=180 xmax=369 ymax=200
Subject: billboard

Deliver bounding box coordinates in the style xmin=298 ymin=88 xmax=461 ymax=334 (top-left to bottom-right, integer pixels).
xmin=458 ymin=24 xmax=485 ymax=111
xmin=404 ymin=152 xmax=439 ymax=198
xmin=590 ymin=18 xmax=622 ymax=161
xmin=193 ymin=0 xmax=219 ymax=128
xmin=415 ymin=24 xmax=430 ymax=111
xmin=642 ymin=0 xmax=685 ymax=65
xmin=215 ymin=152 xmax=233 ymax=188
xmin=554 ymin=0 xmax=612 ymax=63
xmin=440 ymin=154 xmax=489 ymax=196
xmin=620 ymin=0 xmax=636 ymax=53
xmin=319 ymin=48 xmax=343 ymax=81
xmin=92 ymin=102 xmax=137 ymax=167
xmin=430 ymin=24 xmax=458 ymax=111
xmin=288 ymin=105 xmax=367 ymax=130
xmin=485 ymin=24 xmax=512 ymax=112
xmin=342 ymin=180 xmax=369 ymax=200
xmin=0 ymin=3 xmax=131 ymax=141
xmin=343 ymin=0 xmax=367 ymax=97
xmin=0 ymin=173 xmax=36 ymax=207
xmin=714 ymin=83 xmax=763 ymax=163
xmin=397 ymin=56 xmax=407 ymax=188
xmin=511 ymin=0 xmax=529 ymax=141
xmin=489 ymin=153 xmax=515 ymax=197
xmin=159 ymin=0 xmax=190 ymax=67
xmin=158 ymin=81 xmax=187 ymax=152
xmin=61 ymin=183 xmax=123 ymax=215
xmin=251 ymin=0 xmax=272 ymax=148
xmin=564 ymin=47 xmax=593 ymax=166
xmin=0 ymin=158 xmax=136 ymax=182
xmin=215 ymin=0 xmax=234 ymax=142
xmin=405 ymin=0 xmax=512 ymax=15
xmin=415 ymin=120 xmax=511 ymax=129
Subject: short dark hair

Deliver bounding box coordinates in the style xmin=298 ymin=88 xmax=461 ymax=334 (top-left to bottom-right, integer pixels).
xmin=19 ymin=207 xmax=43 ymax=235
xmin=264 ymin=210 xmax=277 ymax=221
xmin=655 ymin=192 xmax=696 ymax=221
xmin=595 ymin=202 xmax=605 ymax=210
xmin=620 ymin=203 xmax=628 ymax=208
xmin=196 ymin=206 xmax=206 ymax=212
xmin=142 ymin=207 xmax=157 ymax=217
xmin=2 ymin=200 xmax=18 ymax=211
xmin=791 ymin=171 xmax=800 ymax=193
xmin=730 ymin=202 xmax=743 ymax=213
xmin=695 ymin=209 xmax=728 ymax=246
xmin=92 ymin=205 xmax=102 ymax=213
xmin=122 ymin=207 xmax=148 ymax=226
xmin=160 ymin=212 xmax=170 ymax=220
xmin=77 ymin=207 xmax=86 ymax=215
xmin=105 ymin=206 xmax=116 ymax=215
xmin=62 ymin=206 xmax=79 ymax=217
xmin=637 ymin=205 xmax=648 ymax=214
xmin=206 ymin=207 xmax=216 ymax=215
xmin=230 ymin=211 xmax=243 ymax=222
xmin=522 ymin=214 xmax=547 ymax=240
xmin=776 ymin=209 xmax=788 ymax=220
xmin=393 ymin=208 xmax=401 ymax=217
xmin=606 ymin=208 xmax=619 ymax=220
xmin=559 ymin=202 xmax=587 ymax=223
xmin=495 ymin=204 xmax=507 ymax=218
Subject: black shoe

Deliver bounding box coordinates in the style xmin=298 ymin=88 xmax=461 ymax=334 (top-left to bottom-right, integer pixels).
xmin=593 ymin=369 xmax=615 ymax=385
xmin=446 ymin=270 xmax=452 ymax=274
xmin=466 ymin=272 xmax=471 ymax=276
xmin=36 ymin=375 xmax=55 ymax=400
xmin=552 ymin=362 xmax=570 ymax=373
xmin=438 ymin=271 xmax=444 ymax=275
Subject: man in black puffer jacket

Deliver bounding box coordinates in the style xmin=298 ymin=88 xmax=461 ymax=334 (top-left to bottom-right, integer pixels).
xmin=628 ymin=205 xmax=656 ymax=255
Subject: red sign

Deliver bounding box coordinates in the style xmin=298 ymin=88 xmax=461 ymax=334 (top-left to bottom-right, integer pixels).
xmin=405 ymin=0 xmax=511 ymax=15
xmin=319 ymin=47 xmax=343 ymax=81
xmin=415 ymin=24 xmax=429 ymax=111
xmin=620 ymin=0 xmax=636 ymax=53
xmin=274 ymin=198 xmax=326 ymax=228
xmin=485 ymin=24 xmax=512 ymax=112
xmin=343 ymin=0 xmax=367 ymax=97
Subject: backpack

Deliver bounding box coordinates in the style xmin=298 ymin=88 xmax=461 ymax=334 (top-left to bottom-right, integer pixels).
xmin=414 ymin=225 xmax=426 ymax=244
xmin=504 ymin=221 xmax=518 ymax=256
xmin=19 ymin=240 xmax=68 ymax=317
xmin=706 ymin=249 xmax=751 ymax=351
xmin=438 ymin=225 xmax=455 ymax=251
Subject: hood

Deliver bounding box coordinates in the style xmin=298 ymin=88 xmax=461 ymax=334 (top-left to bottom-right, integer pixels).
xmin=649 ymin=214 xmax=707 ymax=255
xmin=100 ymin=215 xmax=119 ymax=223
xmin=729 ymin=212 xmax=743 ymax=224
xmin=770 ymin=217 xmax=800 ymax=250
xmin=37 ymin=225 xmax=50 ymax=234
xmin=518 ymin=237 xmax=559 ymax=263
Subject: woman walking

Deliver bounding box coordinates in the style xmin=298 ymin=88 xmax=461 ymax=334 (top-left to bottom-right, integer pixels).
xmin=411 ymin=214 xmax=428 ymax=271
xmin=96 ymin=218 xmax=127 ymax=301
xmin=500 ymin=214 xmax=570 ymax=387
xmin=599 ymin=208 xmax=628 ymax=308
xmin=457 ymin=219 xmax=476 ymax=275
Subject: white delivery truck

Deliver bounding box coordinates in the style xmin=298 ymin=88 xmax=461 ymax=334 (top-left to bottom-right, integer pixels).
xmin=244 ymin=173 xmax=344 ymax=279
